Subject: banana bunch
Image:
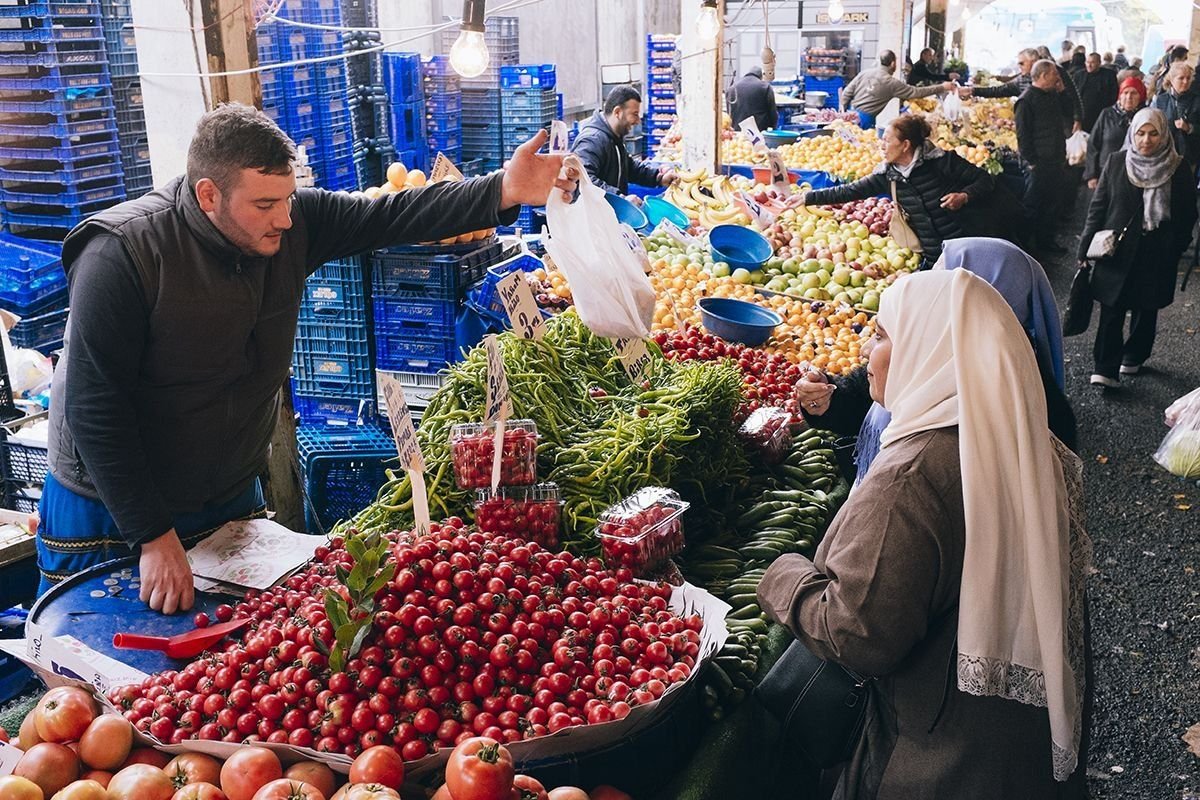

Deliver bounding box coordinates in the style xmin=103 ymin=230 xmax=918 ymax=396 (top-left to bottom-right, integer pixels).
xmin=664 ymin=170 xmax=751 ymax=230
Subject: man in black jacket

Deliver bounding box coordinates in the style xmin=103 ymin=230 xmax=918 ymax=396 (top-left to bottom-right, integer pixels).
xmin=970 ymin=48 xmax=1083 ymax=133
xmin=1016 ymin=60 xmax=1071 ymax=254
xmin=571 ymin=85 xmax=675 ymax=195
xmin=728 ymin=67 xmax=778 ymax=132
xmin=1076 ymin=52 xmax=1119 ymax=132
xmin=42 ymin=104 xmax=577 ymax=612
xmin=909 ymin=48 xmax=959 ymax=86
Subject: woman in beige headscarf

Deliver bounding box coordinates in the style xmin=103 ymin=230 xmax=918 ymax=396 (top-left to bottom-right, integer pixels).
xmin=759 ymin=269 xmax=1090 ymax=799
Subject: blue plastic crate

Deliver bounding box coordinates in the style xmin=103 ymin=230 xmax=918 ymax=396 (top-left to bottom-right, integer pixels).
xmin=0 ymin=23 xmax=101 ymax=42
xmin=276 ymin=27 xmax=340 ymax=61
xmin=373 ymin=295 xmax=458 ymax=330
xmin=279 ymin=64 xmax=315 ymax=97
xmin=0 ymin=154 xmax=119 ymax=184
xmin=319 ymin=155 xmax=357 ymax=190
xmin=499 ymin=64 xmax=555 ymax=90
xmin=276 ymin=0 xmax=340 ymax=25
xmin=460 ymin=158 xmax=484 ymax=177
xmin=647 ymin=86 xmax=674 ymax=100
xmin=0 ymin=174 xmax=122 ymax=206
xmin=122 ymin=160 xmax=151 ymax=194
xmin=292 ymin=318 xmax=373 ymax=398
xmin=312 ymin=60 xmax=347 ymax=94
xmin=0 ymin=193 xmax=123 ymax=232
xmin=556 ymin=92 xmax=563 ymax=119
xmin=0 ymin=232 xmax=64 ymax=306
xmin=284 ymin=98 xmax=319 ymax=130
xmin=501 ymin=87 xmax=556 ymax=112
xmin=101 ymin=19 xmax=134 ymax=50
xmin=9 ymin=304 xmax=68 ymax=350
xmin=425 ymin=113 xmax=460 ymax=136
xmin=470 ymin=251 xmax=542 ymax=317
xmin=295 ymin=422 xmax=393 ymax=533
xmin=461 ymin=89 xmax=500 ymax=115
xmin=370 ymin=238 xmax=501 ymax=301
xmin=0 ymin=92 xmax=109 ymax=115
xmin=0 ymin=2 xmax=99 ymax=17
xmin=301 ymin=258 xmax=366 ymax=323
xmin=292 ymin=390 xmax=371 ymax=427
xmin=373 ymin=323 xmax=465 ymax=373
xmin=0 ymin=113 xmax=115 ymax=139
xmin=425 ymin=91 xmax=461 ymax=116
xmin=426 ymin=128 xmax=461 ymax=152
xmin=646 ymin=35 xmax=677 ymax=51
xmin=803 ymin=75 xmax=845 ymax=96
xmin=118 ymin=133 xmax=147 ymax=166
xmin=389 ymin=99 xmax=424 ymax=151
xmin=428 ymin=145 xmax=461 ymax=167
xmin=0 ymin=132 xmax=119 ymax=162
xmin=383 ymin=51 xmax=422 ymax=104
xmin=114 ymin=104 xmax=144 ymax=134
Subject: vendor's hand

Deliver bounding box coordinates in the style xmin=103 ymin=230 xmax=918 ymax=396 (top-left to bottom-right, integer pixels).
xmin=940 ymin=192 xmax=968 ymax=211
xmin=500 ymin=129 xmax=579 ymax=208
xmin=941 ymin=81 xmax=957 ymax=93
xmin=784 ymin=190 xmax=809 ymax=208
xmin=1087 ymin=178 xmax=1098 ymax=190
xmin=958 ymin=86 xmax=974 ymax=98
xmin=659 ymin=169 xmax=679 ymax=187
xmin=139 ymin=529 xmax=195 ymax=615
xmin=795 ymin=368 xmax=835 ymax=416
xmin=948 ymin=72 xmax=961 ymax=82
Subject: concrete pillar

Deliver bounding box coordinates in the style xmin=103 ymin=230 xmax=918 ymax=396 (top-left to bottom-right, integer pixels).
xmin=876 ymin=0 xmax=908 ymax=62
xmin=678 ymin=0 xmax=721 ymax=172
xmin=597 ymin=0 xmax=640 ymax=66
xmin=647 ymin=0 xmax=682 ymax=35
xmin=926 ymin=0 xmax=947 ymax=61
xmin=379 ymin=0 xmax=437 ymax=56
xmin=131 ymin=0 xmax=211 ymax=185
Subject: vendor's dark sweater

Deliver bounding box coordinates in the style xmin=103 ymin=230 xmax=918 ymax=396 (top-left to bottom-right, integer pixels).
xmin=571 ymin=111 xmax=660 ymax=195
xmin=49 ymin=173 xmax=515 ymax=546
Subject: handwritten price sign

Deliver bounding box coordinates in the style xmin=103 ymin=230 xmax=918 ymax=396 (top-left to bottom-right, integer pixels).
xmin=484 ymin=335 xmax=512 ymax=424
xmin=660 ymin=218 xmax=697 ymax=246
xmin=497 ymin=270 xmax=546 ymax=340
xmin=767 ymin=150 xmax=790 ymax=191
xmin=738 ymin=117 xmax=767 ymax=152
xmin=430 ymin=152 xmax=464 ymax=182
xmin=377 ymin=373 xmax=429 ymax=535
xmin=613 ymin=337 xmax=654 ymax=382
xmin=735 ymin=191 xmax=777 ymax=229
xmin=618 ymin=223 xmax=651 ymax=272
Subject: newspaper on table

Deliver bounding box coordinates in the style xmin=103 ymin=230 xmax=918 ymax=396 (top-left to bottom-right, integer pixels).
xmin=186 ymin=518 xmax=322 ymax=591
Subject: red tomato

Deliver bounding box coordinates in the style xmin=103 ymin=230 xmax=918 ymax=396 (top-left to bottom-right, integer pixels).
xmin=107 ymin=764 xmax=176 ymax=800
xmin=14 ymin=742 xmax=80 ymax=796
xmin=173 ymin=783 xmax=229 ymax=800
xmin=250 ymin=778 xmax=326 ymax=800
xmin=588 ymin=787 xmax=632 ymax=800
xmin=330 ymin=785 xmax=401 ymax=800
xmin=18 ymin=711 xmax=42 ymax=750
xmin=348 ymin=745 xmax=405 ymax=789
xmin=219 ymin=747 xmax=282 ymax=800
xmin=165 ymin=753 xmax=223 ymax=788
xmin=0 ymin=775 xmax=45 ymax=800
xmin=34 ymin=687 xmax=97 ymax=743
xmin=81 ymin=770 xmax=113 ymax=788
xmin=283 ymin=762 xmax=337 ymax=799
xmin=512 ymin=774 xmax=549 ymax=800
xmin=432 ymin=786 xmax=454 ymax=800
xmin=51 ymin=779 xmax=110 ymax=800
xmin=0 ymin=725 xmax=8 ymax=742
xmin=78 ymin=714 xmax=133 ymax=770
xmin=124 ymin=748 xmax=171 ymax=769
xmin=547 ymin=788 xmax=591 ymax=800
xmin=445 ymin=737 xmax=515 ymax=800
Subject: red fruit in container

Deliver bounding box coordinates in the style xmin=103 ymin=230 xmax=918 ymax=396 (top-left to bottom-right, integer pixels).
xmin=450 ymin=420 xmax=539 ymax=490
xmin=595 ymin=488 xmax=689 ymax=574
xmin=737 ymin=407 xmax=792 ymax=464
xmin=474 ymin=484 xmax=563 ymax=548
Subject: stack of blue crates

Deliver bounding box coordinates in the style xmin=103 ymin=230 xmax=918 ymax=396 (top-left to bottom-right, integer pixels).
xmin=382 ymin=51 xmax=423 ymax=172
xmin=296 ymin=422 xmax=393 ymax=533
xmin=257 ymin=0 xmax=357 ymax=191
xmin=645 ymin=34 xmax=677 ymax=154
xmin=499 ymin=64 xmax=555 ymax=161
xmin=291 ymin=256 xmax=374 ymax=426
xmin=0 ymin=0 xmax=125 ymax=243
xmin=343 ymin=27 xmax=392 ymax=188
xmin=370 ymin=240 xmax=504 ymax=375
xmin=0 ymin=233 xmax=66 ymax=354
xmin=99 ymin=0 xmax=149 ymax=198
xmin=422 ymin=56 xmax=460 ymax=167
xmin=443 ymin=16 xmax=519 ymax=174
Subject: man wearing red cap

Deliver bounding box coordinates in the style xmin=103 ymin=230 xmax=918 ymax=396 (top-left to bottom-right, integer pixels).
xmin=1085 ymin=77 xmax=1148 ymax=189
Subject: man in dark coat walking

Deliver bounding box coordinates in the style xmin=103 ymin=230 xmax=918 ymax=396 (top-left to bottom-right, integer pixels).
xmin=1017 ymin=60 xmax=1071 ymax=254
xmin=728 ymin=67 xmax=778 ymax=132
xmin=1075 ymin=52 xmax=1120 ymax=132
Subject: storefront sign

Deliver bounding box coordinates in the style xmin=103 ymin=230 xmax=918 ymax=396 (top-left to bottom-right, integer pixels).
xmin=816 ymin=10 xmax=868 ymax=23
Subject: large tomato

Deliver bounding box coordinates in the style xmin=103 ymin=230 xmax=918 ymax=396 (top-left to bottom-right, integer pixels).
xmin=14 ymin=742 xmax=80 ymax=796
xmin=0 ymin=725 xmax=8 ymax=742
xmin=174 ymin=783 xmax=229 ymax=800
xmin=284 ymin=762 xmax=337 ymax=799
xmin=219 ymin=746 xmax=282 ymax=800
xmin=348 ymin=746 xmax=405 ymax=789
xmin=19 ymin=710 xmax=44 ymax=749
xmin=512 ymin=775 xmax=548 ymax=800
xmin=50 ymin=779 xmax=110 ymax=800
xmin=166 ymin=753 xmax=223 ymax=789
xmin=588 ymin=787 xmax=631 ymax=800
xmin=81 ymin=770 xmax=113 ymax=788
xmin=124 ymin=748 xmax=172 ymax=769
xmin=107 ymin=764 xmax=175 ymax=800
xmin=34 ymin=687 xmax=97 ymax=743
xmin=445 ymin=737 xmax=515 ymax=800
xmin=251 ymin=778 xmax=326 ymax=800
xmin=78 ymin=714 xmax=133 ymax=770
xmin=0 ymin=775 xmax=45 ymax=800
xmin=330 ymin=785 xmax=401 ymax=800
xmin=547 ymin=789 xmax=590 ymax=800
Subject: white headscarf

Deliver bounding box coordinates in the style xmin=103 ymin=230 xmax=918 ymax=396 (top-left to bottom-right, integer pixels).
xmin=878 ymin=270 xmax=1083 ymax=781
xmin=1124 ymin=107 xmax=1181 ymax=231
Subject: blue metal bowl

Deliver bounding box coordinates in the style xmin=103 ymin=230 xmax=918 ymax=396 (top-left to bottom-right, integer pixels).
xmin=763 ymin=129 xmax=802 ymax=148
xmin=604 ymin=191 xmax=649 ymax=231
xmin=709 ymin=224 xmax=772 ymax=270
xmin=697 ymin=297 xmax=782 ymax=346
xmin=643 ymin=195 xmax=690 ymax=229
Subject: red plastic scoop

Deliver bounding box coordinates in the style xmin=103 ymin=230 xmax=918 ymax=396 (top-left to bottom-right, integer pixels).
xmin=112 ymin=617 xmax=251 ymax=659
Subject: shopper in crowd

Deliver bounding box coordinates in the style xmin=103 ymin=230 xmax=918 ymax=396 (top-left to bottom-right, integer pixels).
xmin=1059 ymin=40 xmax=1075 ymax=68
xmin=1086 ymin=77 xmax=1148 ymax=189
xmin=968 ymin=47 xmax=1083 ymax=131
xmin=1148 ymin=45 xmax=1189 ymax=95
xmin=908 ymin=47 xmax=960 ymax=86
xmin=761 ymin=268 xmax=1089 ymax=798
xmin=1068 ymin=49 xmax=1087 ymax=81
xmin=41 ymin=104 xmax=579 ymax=611
xmin=1114 ymin=46 xmax=1130 ymax=70
xmin=1080 ymin=108 xmax=1197 ymax=387
xmin=797 ymin=237 xmax=1073 ymax=483
xmin=840 ymin=50 xmax=954 ymax=129
xmin=1151 ymin=62 xmax=1200 ymax=168
xmin=1017 ymin=60 xmax=1072 ymax=254
xmin=795 ymin=115 xmax=997 ymax=262
xmin=572 ymin=85 xmax=677 ymax=195
xmin=1118 ymin=65 xmax=1146 ymax=84
xmin=1076 ymin=52 xmax=1120 ymax=132
xmin=1102 ymin=52 xmax=1116 ymax=71
xmin=728 ymin=66 xmax=778 ymax=132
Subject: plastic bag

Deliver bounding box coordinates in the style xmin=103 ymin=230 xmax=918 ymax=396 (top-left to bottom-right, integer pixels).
xmin=1066 ymin=130 xmax=1088 ymax=166
xmin=1154 ymin=387 xmax=1200 ymax=478
xmin=543 ymin=157 xmax=656 ymax=339
xmin=941 ymin=89 xmax=964 ymax=122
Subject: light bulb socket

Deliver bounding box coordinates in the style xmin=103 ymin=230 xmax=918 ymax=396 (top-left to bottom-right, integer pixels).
xmin=461 ymin=0 xmax=485 ymax=33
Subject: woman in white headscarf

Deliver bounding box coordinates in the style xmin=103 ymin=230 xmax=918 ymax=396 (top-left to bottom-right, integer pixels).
xmin=759 ymin=269 xmax=1090 ymax=799
xmin=1078 ymin=107 xmax=1197 ymax=388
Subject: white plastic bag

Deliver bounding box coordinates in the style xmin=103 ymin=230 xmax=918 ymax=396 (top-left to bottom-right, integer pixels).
xmin=543 ymin=158 xmax=656 ymax=339
xmin=1066 ymin=130 xmax=1088 ymax=166
xmin=941 ymin=89 xmax=964 ymax=122
xmin=1154 ymin=387 xmax=1200 ymax=478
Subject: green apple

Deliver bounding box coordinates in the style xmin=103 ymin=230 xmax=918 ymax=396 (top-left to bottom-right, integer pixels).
xmin=782 ymin=258 xmax=800 ymax=275
xmin=862 ymin=290 xmax=880 ymax=311
xmin=748 ymin=270 xmax=766 ymax=285
xmin=815 ymin=269 xmax=831 ymax=285
xmin=731 ymin=267 xmax=751 ymax=284
xmin=712 ymin=262 xmax=731 ymax=278
xmin=832 ymin=268 xmax=852 ymax=286
xmin=766 ymin=277 xmax=788 ymax=292
xmin=801 ymin=258 xmax=820 ymax=273
xmin=850 ymin=271 xmax=867 ymax=287
xmin=800 ymin=273 xmax=821 ymax=291
xmin=834 ymin=291 xmax=852 ymax=305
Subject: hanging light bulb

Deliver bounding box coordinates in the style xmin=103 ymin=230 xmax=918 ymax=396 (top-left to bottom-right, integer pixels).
xmin=450 ymin=0 xmax=489 ymax=79
xmin=827 ymin=0 xmax=845 ymax=24
xmin=696 ymin=0 xmax=721 ymax=41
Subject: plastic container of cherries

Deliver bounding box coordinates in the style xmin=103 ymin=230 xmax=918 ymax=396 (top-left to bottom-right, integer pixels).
xmin=450 ymin=419 xmax=540 ymax=490
xmin=737 ymin=406 xmax=792 ymax=464
xmin=595 ymin=487 xmax=690 ymax=574
xmin=474 ymin=483 xmax=563 ymax=548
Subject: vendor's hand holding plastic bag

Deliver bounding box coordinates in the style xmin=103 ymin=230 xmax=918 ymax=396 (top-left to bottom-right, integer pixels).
xmin=941 ymin=89 xmax=965 ymax=122
xmin=1154 ymin=387 xmax=1200 ymax=478
xmin=1066 ymin=130 xmax=1088 ymax=166
xmin=543 ymin=156 xmax=656 ymax=339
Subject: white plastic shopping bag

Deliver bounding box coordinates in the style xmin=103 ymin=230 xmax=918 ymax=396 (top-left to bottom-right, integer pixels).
xmin=1066 ymin=131 xmax=1088 ymax=166
xmin=941 ymin=89 xmax=964 ymax=122
xmin=1154 ymin=387 xmax=1200 ymax=478
xmin=543 ymin=157 xmax=656 ymax=339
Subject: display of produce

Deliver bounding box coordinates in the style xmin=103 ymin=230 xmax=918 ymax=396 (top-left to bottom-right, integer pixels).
xmin=774 ymin=127 xmax=882 ymax=179
xmin=474 ymin=484 xmax=563 ymax=548
xmin=905 ymin=97 xmax=1017 ymax=174
xmin=595 ymin=487 xmax=689 ymax=574
xmin=450 ymin=420 xmax=540 ymax=489
xmin=781 ymin=109 xmax=860 ymax=126
xmin=660 ymin=169 xmax=751 ymax=229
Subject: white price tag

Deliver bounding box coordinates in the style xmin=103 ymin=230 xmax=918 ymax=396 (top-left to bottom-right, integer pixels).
xmin=735 ymin=191 xmax=777 ymax=229
xmin=837 ymin=127 xmax=859 ymax=143
xmin=0 ymin=739 xmax=24 ymax=775
xmin=430 ymin=152 xmax=464 ymax=182
xmin=378 ymin=373 xmax=429 ymax=535
xmin=660 ymin=218 xmax=696 ymax=246
xmin=767 ymin=150 xmax=790 ymax=191
xmin=497 ymin=270 xmax=546 ymax=340
xmin=549 ymin=120 xmax=570 ymax=154
xmin=483 ymin=335 xmax=512 ymax=424
xmin=738 ymin=117 xmax=767 ymax=151
xmin=614 ymin=337 xmax=654 ymax=382
xmin=618 ymin=223 xmax=651 ymax=272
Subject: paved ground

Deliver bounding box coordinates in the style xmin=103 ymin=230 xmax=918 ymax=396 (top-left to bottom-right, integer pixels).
xmin=1042 ymin=192 xmax=1200 ymax=799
